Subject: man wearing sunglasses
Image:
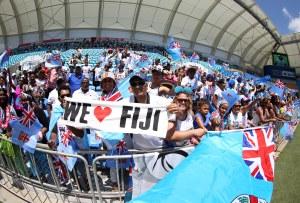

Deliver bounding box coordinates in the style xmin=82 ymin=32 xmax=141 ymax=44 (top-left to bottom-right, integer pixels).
xmin=48 ymin=85 xmax=89 ymax=191
xmin=123 ymin=75 xmax=172 ymax=150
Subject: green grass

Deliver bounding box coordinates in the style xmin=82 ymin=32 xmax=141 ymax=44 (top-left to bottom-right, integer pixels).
xmin=272 ymin=125 xmax=300 ymax=203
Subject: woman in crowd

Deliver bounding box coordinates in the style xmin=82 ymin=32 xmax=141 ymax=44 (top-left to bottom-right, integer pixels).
xmin=100 ymin=76 xmax=122 ymax=101
xmin=167 ymin=86 xmax=206 ymax=146
xmin=0 ymin=88 xmax=16 ymax=135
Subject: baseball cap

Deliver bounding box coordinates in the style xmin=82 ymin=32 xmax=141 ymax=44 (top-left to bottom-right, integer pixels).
xmin=129 ymin=75 xmax=145 ymax=87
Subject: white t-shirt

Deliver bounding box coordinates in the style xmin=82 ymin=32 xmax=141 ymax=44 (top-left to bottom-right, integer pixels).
xmin=48 ymin=88 xmax=60 ymax=106
xmin=72 ymin=89 xmax=98 ymax=100
xmin=181 ymin=76 xmax=201 ymax=89
xmin=228 ymin=112 xmax=244 ymax=128
xmin=94 ymin=67 xmax=102 ymax=81
xmin=123 ymin=95 xmax=171 ymax=150
xmin=82 ymin=65 xmax=92 ymax=79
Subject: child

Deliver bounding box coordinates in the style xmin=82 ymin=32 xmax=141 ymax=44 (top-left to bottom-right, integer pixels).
xmin=194 ymin=99 xmax=211 ymax=131
xmin=210 ymin=100 xmax=229 ymax=131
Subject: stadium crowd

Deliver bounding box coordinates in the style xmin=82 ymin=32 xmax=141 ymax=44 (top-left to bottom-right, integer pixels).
xmin=0 ymin=41 xmax=299 ymax=200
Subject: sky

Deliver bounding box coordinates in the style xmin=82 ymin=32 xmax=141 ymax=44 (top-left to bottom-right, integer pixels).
xmin=256 ymin=0 xmax=300 ymax=35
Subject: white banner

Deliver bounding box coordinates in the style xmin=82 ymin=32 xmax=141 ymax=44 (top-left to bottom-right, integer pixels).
xmin=60 ymin=97 xmax=168 ymax=138
xmin=132 ymin=146 xmax=195 ymax=198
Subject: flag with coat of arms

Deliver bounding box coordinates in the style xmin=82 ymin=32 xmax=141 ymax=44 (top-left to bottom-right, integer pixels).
xmin=10 ymin=104 xmax=42 ymax=153
xmin=190 ymin=52 xmax=199 ymax=62
xmin=0 ymin=49 xmax=11 ymax=68
xmin=166 ymin=37 xmax=181 ymax=61
xmin=57 ymin=127 xmax=78 ymax=171
xmin=222 ymin=88 xmax=240 ymax=111
xmin=131 ymin=126 xmax=275 ymax=203
xmin=269 ymin=79 xmax=285 ymax=99
xmin=136 ymin=54 xmax=151 ymax=69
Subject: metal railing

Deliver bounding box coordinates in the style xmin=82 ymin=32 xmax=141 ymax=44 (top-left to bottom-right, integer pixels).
xmin=0 ymin=122 xmax=296 ymax=203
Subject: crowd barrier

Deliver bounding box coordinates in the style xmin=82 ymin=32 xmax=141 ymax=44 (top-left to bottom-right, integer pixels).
xmin=0 ymin=121 xmax=296 ymax=203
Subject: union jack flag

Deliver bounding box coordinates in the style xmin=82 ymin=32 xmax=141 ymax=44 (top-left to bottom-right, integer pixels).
xmin=275 ymin=79 xmax=285 ymax=89
xmin=242 ymin=127 xmax=275 ymax=182
xmin=52 ymin=156 xmax=68 ymax=182
xmin=101 ymin=88 xmax=123 ymax=101
xmin=19 ymin=104 xmax=37 ymax=128
xmin=61 ymin=130 xmax=73 ymax=146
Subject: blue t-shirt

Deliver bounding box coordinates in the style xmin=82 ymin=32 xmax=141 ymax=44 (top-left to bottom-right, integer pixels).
xmin=68 ymin=74 xmax=83 ymax=94
xmin=193 ymin=112 xmax=211 ymax=129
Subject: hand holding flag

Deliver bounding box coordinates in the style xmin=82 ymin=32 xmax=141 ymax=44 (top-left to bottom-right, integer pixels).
xmin=166 ymin=37 xmax=181 ymax=61
xmin=0 ymin=49 xmax=12 ymax=68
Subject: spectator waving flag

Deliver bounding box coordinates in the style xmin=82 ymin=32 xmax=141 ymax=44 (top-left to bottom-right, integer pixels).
xmin=10 ymin=104 xmax=42 ymax=153
xmin=132 ymin=126 xmax=274 ymax=203
xmin=45 ymin=52 xmax=62 ymax=68
xmin=269 ymin=79 xmax=285 ymax=99
xmin=0 ymin=49 xmax=11 ymax=68
xmin=117 ymin=73 xmax=133 ymax=99
xmin=136 ymin=54 xmax=151 ymax=69
xmin=208 ymin=57 xmax=216 ymax=67
xmin=222 ymin=88 xmax=240 ymax=111
xmin=190 ymin=52 xmax=199 ymax=62
xmin=57 ymin=127 xmax=78 ymax=171
xmin=166 ymin=37 xmax=181 ymax=61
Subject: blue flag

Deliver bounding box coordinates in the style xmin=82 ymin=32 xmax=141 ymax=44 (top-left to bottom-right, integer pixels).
xmin=269 ymin=85 xmax=284 ymax=99
xmin=118 ymin=73 xmax=133 ymax=99
xmin=132 ymin=127 xmax=275 ymax=203
xmin=0 ymin=50 xmax=10 ymax=67
xmin=222 ymin=88 xmax=240 ymax=110
xmin=255 ymin=75 xmax=271 ymax=85
xmin=208 ymin=57 xmax=216 ymax=67
xmin=57 ymin=140 xmax=78 ymax=171
xmin=166 ymin=37 xmax=181 ymax=61
xmin=136 ymin=54 xmax=151 ymax=69
xmin=279 ymin=121 xmax=298 ymax=140
xmin=190 ymin=52 xmax=199 ymax=62
xmin=46 ymin=105 xmax=64 ymax=141
xmin=10 ymin=104 xmax=42 ymax=153
xmin=45 ymin=52 xmax=62 ymax=68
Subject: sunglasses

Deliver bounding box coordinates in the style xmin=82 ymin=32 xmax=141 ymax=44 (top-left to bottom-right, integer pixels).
xmin=60 ymin=94 xmax=71 ymax=99
xmin=176 ymin=98 xmax=190 ymax=103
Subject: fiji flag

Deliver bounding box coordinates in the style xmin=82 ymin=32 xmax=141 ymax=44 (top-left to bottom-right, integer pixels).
xmin=208 ymin=57 xmax=216 ymax=67
xmin=269 ymin=80 xmax=285 ymax=99
xmin=10 ymin=104 xmax=42 ymax=153
xmin=166 ymin=37 xmax=181 ymax=61
xmin=118 ymin=73 xmax=134 ymax=99
xmin=222 ymin=88 xmax=240 ymax=111
xmin=0 ymin=49 xmax=10 ymax=68
xmin=57 ymin=129 xmax=78 ymax=171
xmin=136 ymin=54 xmax=151 ymax=69
xmin=45 ymin=52 xmax=62 ymax=68
xmin=132 ymin=126 xmax=275 ymax=203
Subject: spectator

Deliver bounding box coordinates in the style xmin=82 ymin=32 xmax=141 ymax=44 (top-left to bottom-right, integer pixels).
xmin=73 ymin=77 xmax=98 ymax=99
xmin=68 ymin=66 xmax=83 ymax=94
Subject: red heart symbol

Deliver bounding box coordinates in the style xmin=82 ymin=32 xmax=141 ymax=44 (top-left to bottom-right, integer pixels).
xmin=94 ymin=106 xmax=112 ymax=122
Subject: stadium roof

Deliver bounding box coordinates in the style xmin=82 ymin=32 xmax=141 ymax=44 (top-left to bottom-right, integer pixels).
xmin=0 ymin=0 xmax=299 ymax=71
